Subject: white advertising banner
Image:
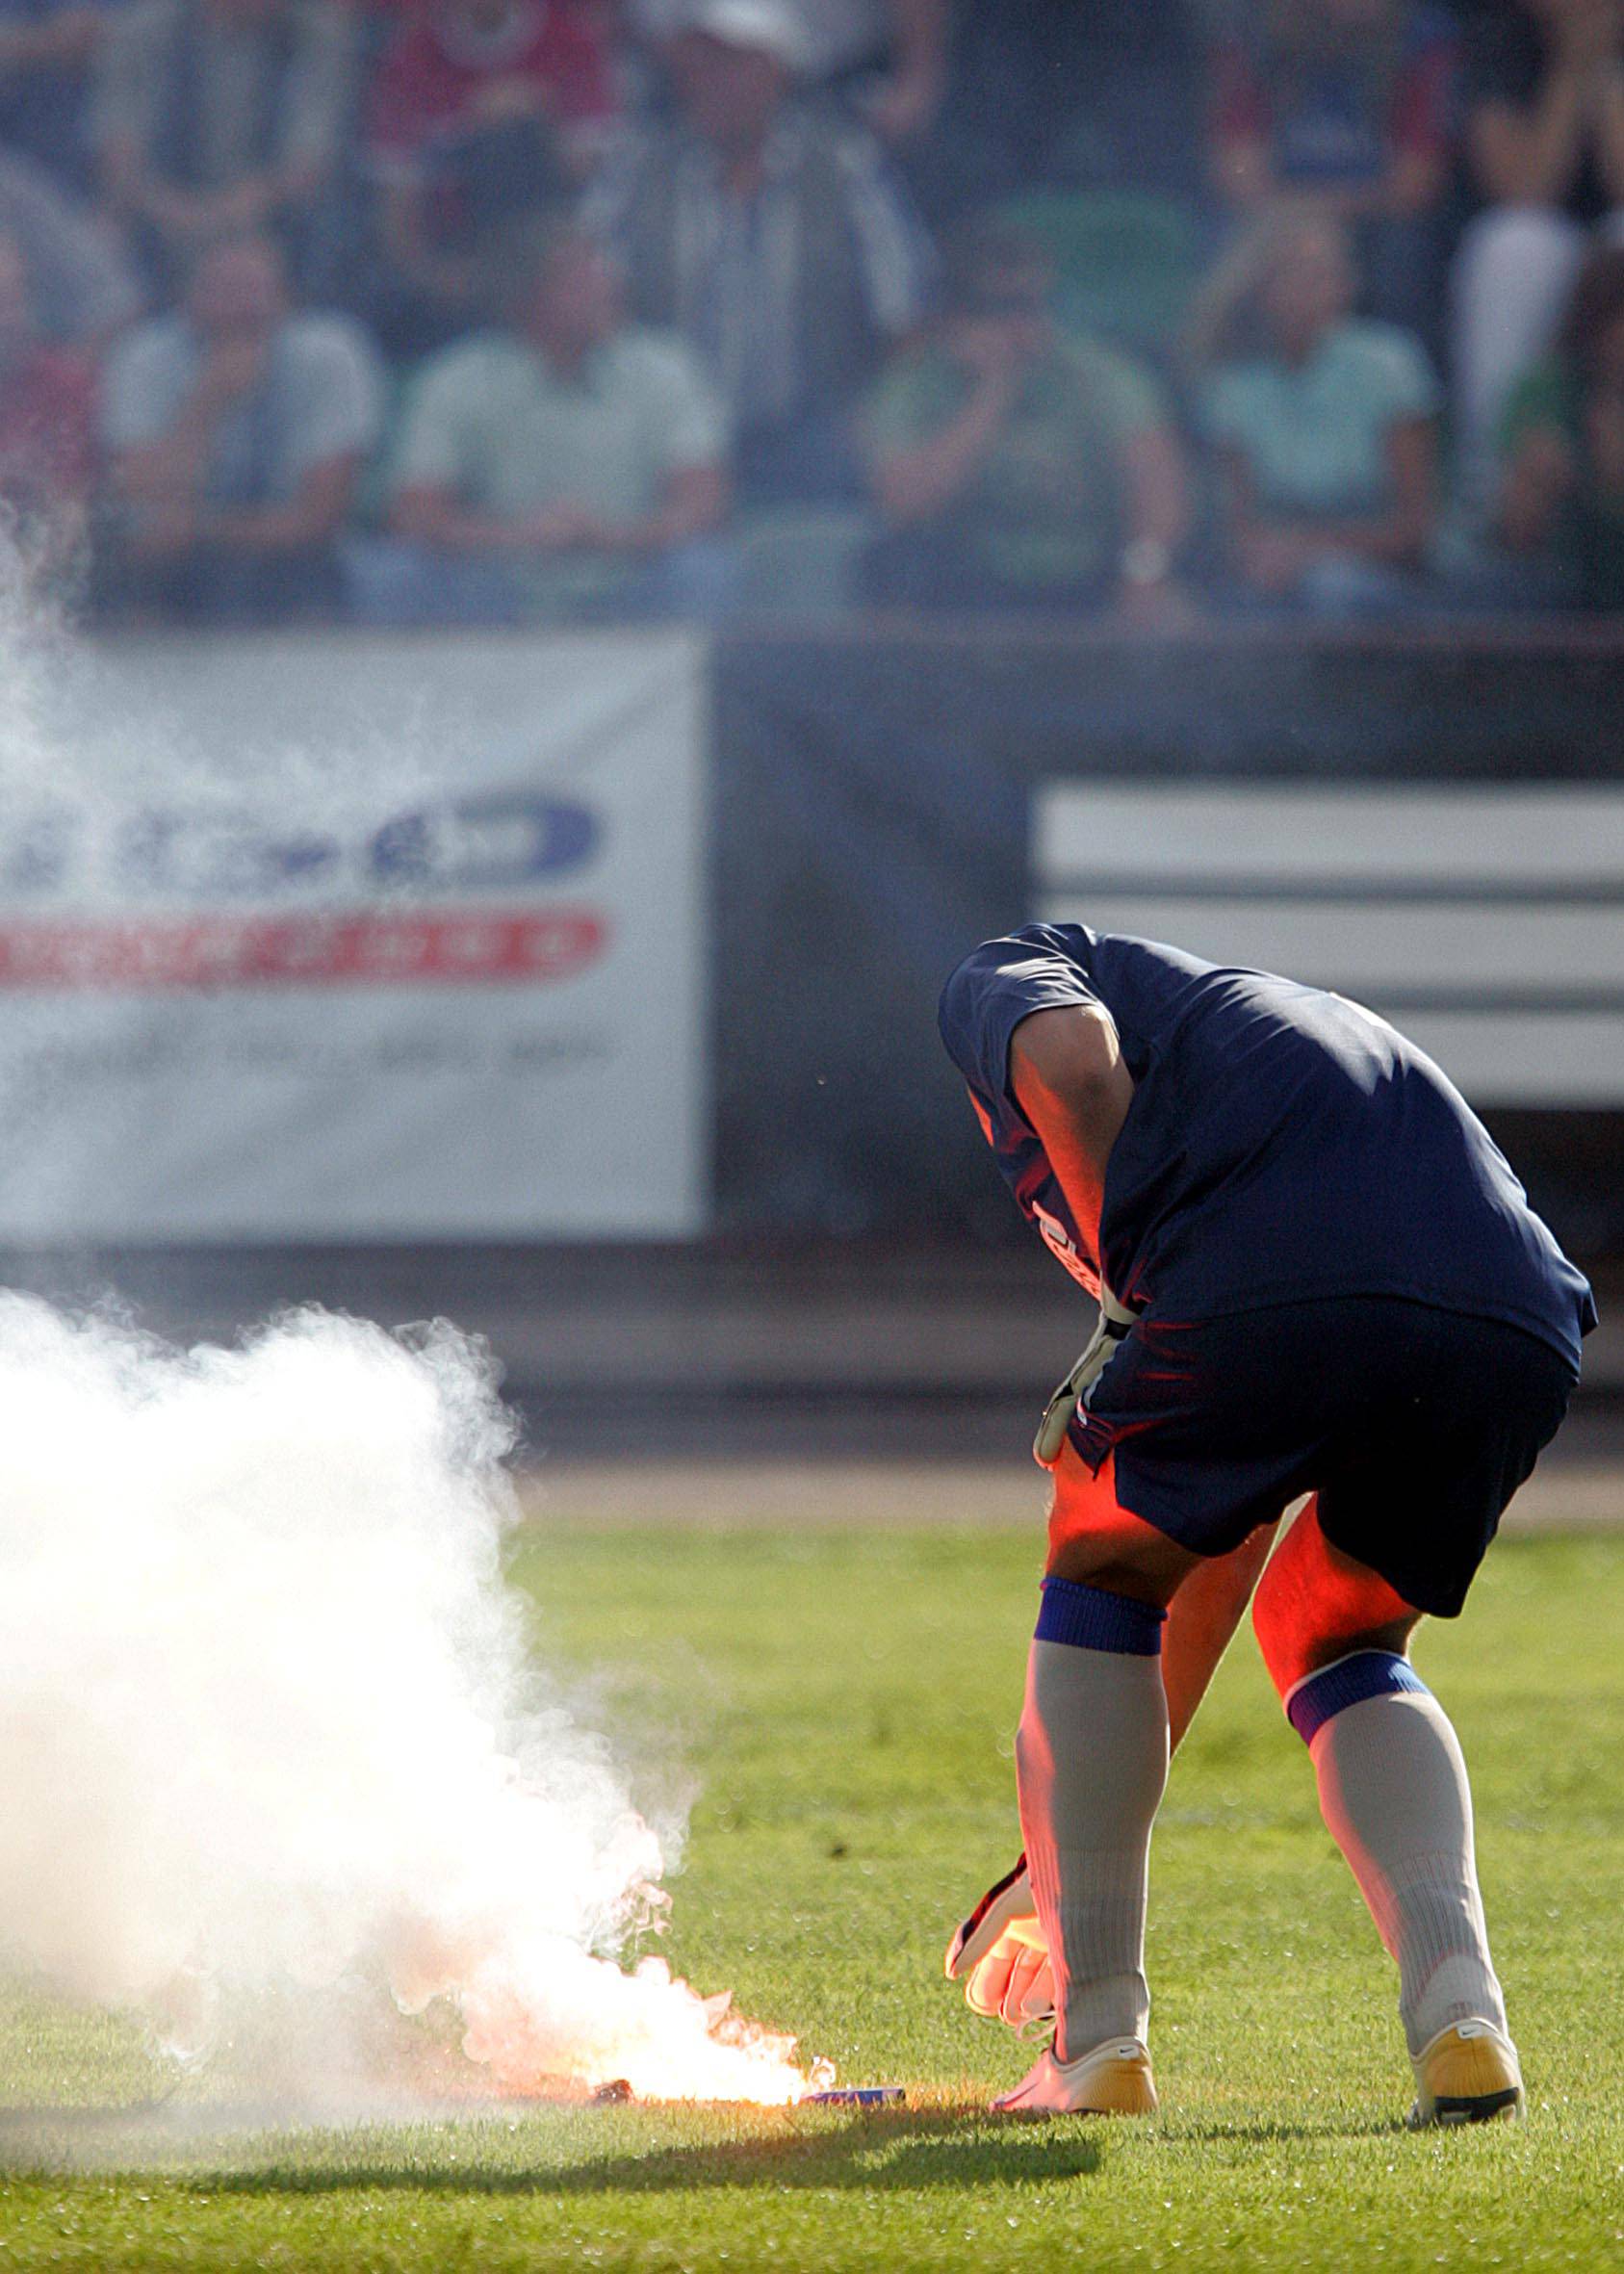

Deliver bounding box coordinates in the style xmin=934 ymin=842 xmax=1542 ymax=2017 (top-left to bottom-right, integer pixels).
xmin=1035 ymin=782 xmax=1624 ymax=1106
xmin=0 ymin=632 xmax=709 ymax=1239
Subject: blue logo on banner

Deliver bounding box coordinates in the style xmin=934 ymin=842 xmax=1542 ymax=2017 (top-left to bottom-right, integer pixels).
xmin=0 ymin=793 xmax=601 ymax=901
xmin=373 ymin=793 xmax=597 ymax=889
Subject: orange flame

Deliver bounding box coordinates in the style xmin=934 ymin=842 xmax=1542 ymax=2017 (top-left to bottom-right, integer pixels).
xmin=395 ymin=1931 xmax=833 ymax=2106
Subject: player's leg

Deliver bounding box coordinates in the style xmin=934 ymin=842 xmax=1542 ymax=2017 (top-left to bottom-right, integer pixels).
xmin=954 ymin=1500 xmax=1277 ymax=2052
xmin=1156 ymin=1519 xmax=1283 ymax=1753
xmin=994 ymin=1439 xmax=1198 ymax=2113
xmin=1251 ymin=1498 xmax=1520 ymax=2123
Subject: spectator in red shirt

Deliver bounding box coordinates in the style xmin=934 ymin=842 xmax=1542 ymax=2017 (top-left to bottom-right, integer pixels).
xmin=1210 ymin=0 xmax=1458 ymax=336
xmin=365 ymin=0 xmax=618 ymax=350
xmin=0 ymin=226 xmax=95 ymax=587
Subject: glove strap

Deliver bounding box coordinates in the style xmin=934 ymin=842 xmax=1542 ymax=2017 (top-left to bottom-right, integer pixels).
xmin=1032 ymin=1289 xmax=1136 ymax=1470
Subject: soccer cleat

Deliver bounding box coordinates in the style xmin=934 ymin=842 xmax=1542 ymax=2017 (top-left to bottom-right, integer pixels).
xmin=992 ymin=2036 xmax=1158 ymax=2118
xmin=1407 ymin=2019 xmax=1525 ymax=2128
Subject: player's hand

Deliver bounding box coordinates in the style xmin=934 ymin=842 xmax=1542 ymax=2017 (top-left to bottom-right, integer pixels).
xmin=1033 ymin=1283 xmax=1137 ymax=1468
xmin=944 ymin=1855 xmax=1056 ymax=2033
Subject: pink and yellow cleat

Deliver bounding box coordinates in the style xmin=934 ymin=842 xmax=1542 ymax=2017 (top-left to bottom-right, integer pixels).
xmin=1408 ymin=2019 xmax=1525 ymax=2128
xmin=992 ymin=2036 xmax=1159 ymax=2118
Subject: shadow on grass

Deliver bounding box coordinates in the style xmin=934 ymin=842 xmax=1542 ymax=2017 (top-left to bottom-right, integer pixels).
xmin=1164 ymin=2117 xmax=1403 ymax=2145
xmin=187 ymin=2108 xmax=1104 ymax=2198
xmin=0 ymin=2106 xmax=1403 ymax=2193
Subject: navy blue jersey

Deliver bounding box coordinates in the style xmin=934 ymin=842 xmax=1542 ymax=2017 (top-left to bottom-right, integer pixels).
xmin=939 ymin=924 xmax=1596 ymax=1370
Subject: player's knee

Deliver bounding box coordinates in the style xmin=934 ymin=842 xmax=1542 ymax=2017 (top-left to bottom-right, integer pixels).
xmin=1044 ymin=1444 xmax=1197 ymax=1604
xmin=1044 ymin=1502 xmax=1195 ymax=1604
xmin=1250 ymin=1510 xmax=1418 ymax=1698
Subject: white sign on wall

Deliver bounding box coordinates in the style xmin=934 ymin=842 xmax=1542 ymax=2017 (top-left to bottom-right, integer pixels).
xmin=1035 ymin=783 xmax=1624 ymax=1107
xmin=0 ymin=631 xmax=709 ymax=1240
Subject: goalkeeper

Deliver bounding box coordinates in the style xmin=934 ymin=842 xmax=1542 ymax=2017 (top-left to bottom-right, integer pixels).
xmin=938 ymin=924 xmax=1595 ymax=2124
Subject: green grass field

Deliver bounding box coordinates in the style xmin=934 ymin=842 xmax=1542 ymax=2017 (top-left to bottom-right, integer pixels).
xmin=2 ymin=1518 xmax=1622 ymax=2271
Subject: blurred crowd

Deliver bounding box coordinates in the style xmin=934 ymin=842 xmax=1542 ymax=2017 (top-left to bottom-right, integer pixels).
xmin=1 ymin=0 xmax=1623 ymax=626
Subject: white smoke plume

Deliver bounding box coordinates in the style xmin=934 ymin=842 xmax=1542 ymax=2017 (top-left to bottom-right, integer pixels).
xmin=0 ymin=1298 xmax=821 ymax=2104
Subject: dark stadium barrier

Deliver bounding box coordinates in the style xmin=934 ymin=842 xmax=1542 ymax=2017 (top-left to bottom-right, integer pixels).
xmin=711 ymin=622 xmax=1624 ymax=1268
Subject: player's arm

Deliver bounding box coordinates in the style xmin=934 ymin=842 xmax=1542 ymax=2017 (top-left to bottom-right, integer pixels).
xmin=1014 ymin=1005 xmax=1135 ymax=1463
xmin=1008 ymin=1005 xmax=1135 ymax=1267
xmin=1015 ymin=1007 xmax=1271 ymax=1723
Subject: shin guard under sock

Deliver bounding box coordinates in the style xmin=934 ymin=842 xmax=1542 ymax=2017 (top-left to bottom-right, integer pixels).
xmin=1287 ymin=1651 xmax=1508 ymax=2055
xmin=1017 ymin=1578 xmax=1170 ymax=2061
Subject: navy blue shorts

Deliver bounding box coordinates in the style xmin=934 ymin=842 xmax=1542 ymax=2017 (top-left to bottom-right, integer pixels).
xmin=1067 ymin=1297 xmax=1578 ymax=1617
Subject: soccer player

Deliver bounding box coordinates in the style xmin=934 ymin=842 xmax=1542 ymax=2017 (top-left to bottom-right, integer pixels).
xmin=938 ymin=923 xmax=1595 ymax=2124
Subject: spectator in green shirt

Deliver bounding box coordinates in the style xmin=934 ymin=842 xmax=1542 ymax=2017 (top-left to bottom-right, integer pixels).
xmin=858 ymin=216 xmax=1191 ymax=616
xmin=1499 ymin=245 xmax=1624 ymax=612
xmin=352 ymin=215 xmax=737 ymax=623
xmin=1190 ymin=210 xmax=1442 ymax=616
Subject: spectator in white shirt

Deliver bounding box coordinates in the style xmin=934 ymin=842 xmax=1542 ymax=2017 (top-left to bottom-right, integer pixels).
xmin=352 ymin=215 xmax=735 ymax=622
xmin=101 ymin=229 xmax=380 ymax=620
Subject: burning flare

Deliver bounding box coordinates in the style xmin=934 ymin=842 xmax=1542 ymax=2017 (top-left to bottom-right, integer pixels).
xmin=0 ymin=1298 xmax=827 ymax=2106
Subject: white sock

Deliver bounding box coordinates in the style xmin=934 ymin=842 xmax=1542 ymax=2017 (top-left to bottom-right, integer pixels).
xmin=1017 ymin=1580 xmax=1170 ymax=2061
xmin=1292 ymin=1653 xmax=1508 ymax=2056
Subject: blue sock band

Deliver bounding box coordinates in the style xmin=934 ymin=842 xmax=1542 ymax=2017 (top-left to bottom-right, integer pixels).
xmin=1285 ymin=1649 xmax=1429 ymax=1745
xmin=1035 ymin=1577 xmax=1166 ymax=1656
